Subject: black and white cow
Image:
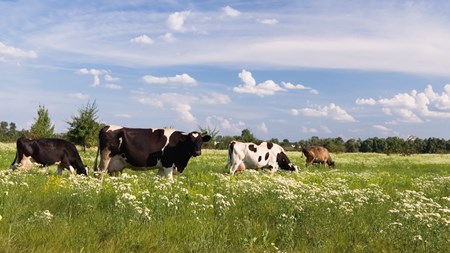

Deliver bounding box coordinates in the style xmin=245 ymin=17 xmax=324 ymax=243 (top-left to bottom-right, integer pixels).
xmin=93 ymin=125 xmax=211 ymax=178
xmin=227 ymin=141 xmax=298 ymax=175
xmin=10 ymin=137 xmax=88 ymax=175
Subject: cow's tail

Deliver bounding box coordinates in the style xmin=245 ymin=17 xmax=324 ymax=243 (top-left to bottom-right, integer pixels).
xmin=9 ymin=138 xmax=22 ymax=170
xmin=225 ymin=141 xmax=235 ymax=170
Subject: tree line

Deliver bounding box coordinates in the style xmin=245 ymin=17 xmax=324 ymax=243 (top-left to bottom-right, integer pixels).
xmin=2 ymin=103 xmax=450 ymax=155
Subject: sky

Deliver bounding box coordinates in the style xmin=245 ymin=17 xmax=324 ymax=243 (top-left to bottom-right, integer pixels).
xmin=1 ymin=0 xmax=450 ymax=141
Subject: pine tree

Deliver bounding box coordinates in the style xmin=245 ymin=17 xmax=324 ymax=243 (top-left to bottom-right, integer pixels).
xmin=66 ymin=100 xmax=102 ymax=150
xmin=29 ymin=105 xmax=55 ymax=138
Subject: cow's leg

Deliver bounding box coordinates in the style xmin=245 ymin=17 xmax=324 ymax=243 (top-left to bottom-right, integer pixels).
xmin=57 ymin=164 xmax=64 ymax=175
xmin=163 ymin=167 xmax=174 ymax=178
xmin=9 ymin=150 xmax=20 ymax=170
xmin=230 ymin=162 xmax=245 ymax=175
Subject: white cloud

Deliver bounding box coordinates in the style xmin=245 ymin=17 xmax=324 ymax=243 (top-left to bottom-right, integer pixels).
xmin=222 ymin=6 xmax=241 ymax=17
xmin=104 ymin=74 xmax=119 ymax=82
xmin=257 ymin=19 xmax=278 ymax=25
xmin=69 ymin=92 xmax=89 ymax=100
xmin=233 ymin=70 xmax=284 ymax=96
xmin=142 ymin=73 xmax=197 ymax=86
xmin=373 ymin=125 xmax=399 ymax=136
xmin=358 ymin=84 xmax=450 ymax=122
xmin=292 ymin=103 xmax=356 ymax=122
xmin=0 ymin=41 xmax=37 ymax=59
xmin=167 ymin=11 xmax=190 ymax=31
xmin=201 ymin=92 xmax=230 ymax=105
xmin=77 ymin=68 xmax=108 ymax=87
xmin=356 ymin=98 xmax=376 ymax=105
xmin=258 ymin=122 xmax=269 ymax=133
xmin=160 ymin=32 xmax=175 ymax=42
xmin=174 ymin=103 xmax=196 ymax=124
xmin=136 ymin=92 xmax=199 ymax=124
xmin=302 ymin=126 xmax=318 ymax=134
xmin=206 ymin=116 xmax=245 ymax=134
xmin=130 ymin=34 xmax=154 ymax=45
xmin=282 ymin=81 xmax=318 ymax=94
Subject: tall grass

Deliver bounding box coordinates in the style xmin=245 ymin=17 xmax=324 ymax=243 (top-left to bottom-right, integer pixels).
xmin=0 ymin=143 xmax=449 ymax=252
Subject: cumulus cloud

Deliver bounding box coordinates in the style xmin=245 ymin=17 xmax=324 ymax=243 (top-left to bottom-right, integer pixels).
xmin=357 ymin=84 xmax=450 ymax=123
xmin=356 ymin=98 xmax=376 ymax=105
xmin=142 ymin=73 xmax=197 ymax=86
xmin=222 ymin=6 xmax=241 ymax=17
xmin=77 ymin=68 xmax=110 ymax=87
xmin=201 ymin=92 xmax=230 ymax=105
xmin=160 ymin=32 xmax=175 ymax=42
xmin=291 ymin=103 xmax=355 ymax=122
xmin=373 ymin=125 xmax=399 ymax=136
xmin=167 ymin=11 xmax=190 ymax=31
xmin=233 ymin=70 xmax=284 ymax=96
xmin=206 ymin=116 xmax=245 ymax=134
xmin=130 ymin=34 xmax=154 ymax=45
xmin=302 ymin=127 xmax=318 ymax=134
xmin=136 ymin=92 xmax=198 ymax=124
xmin=282 ymin=82 xmax=319 ymax=94
xmin=258 ymin=122 xmax=269 ymax=133
xmin=0 ymin=41 xmax=37 ymax=59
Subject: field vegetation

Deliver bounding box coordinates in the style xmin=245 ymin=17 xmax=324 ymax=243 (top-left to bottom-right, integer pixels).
xmin=0 ymin=142 xmax=449 ymax=252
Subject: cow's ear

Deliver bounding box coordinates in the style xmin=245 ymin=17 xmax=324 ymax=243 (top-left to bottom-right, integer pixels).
xmin=202 ymin=135 xmax=211 ymax=142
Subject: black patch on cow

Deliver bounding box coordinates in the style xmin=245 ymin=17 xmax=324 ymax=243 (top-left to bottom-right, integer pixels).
xmin=248 ymin=144 xmax=257 ymax=152
xmin=258 ymin=156 xmax=262 ymax=162
xmin=265 ymin=152 xmax=270 ymax=161
xmin=267 ymin=142 xmax=274 ymax=149
xmin=276 ymin=152 xmax=296 ymax=171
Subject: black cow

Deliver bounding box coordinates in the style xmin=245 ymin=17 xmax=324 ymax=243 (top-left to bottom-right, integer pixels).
xmin=93 ymin=125 xmax=211 ymax=178
xmin=10 ymin=137 xmax=88 ymax=175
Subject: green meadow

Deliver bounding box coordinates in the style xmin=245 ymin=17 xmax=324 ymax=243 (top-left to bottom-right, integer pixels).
xmin=0 ymin=142 xmax=449 ymax=252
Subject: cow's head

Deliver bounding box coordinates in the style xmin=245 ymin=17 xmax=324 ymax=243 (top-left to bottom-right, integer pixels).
xmin=327 ymin=160 xmax=336 ymax=168
xmin=276 ymin=152 xmax=298 ymax=172
xmin=77 ymin=166 xmax=89 ymax=176
xmin=187 ymin=131 xmax=211 ymax=157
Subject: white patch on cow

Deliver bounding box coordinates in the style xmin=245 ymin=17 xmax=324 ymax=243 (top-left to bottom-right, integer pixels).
xmin=191 ymin=132 xmax=199 ymax=138
xmin=85 ymin=166 xmax=89 ymax=175
xmin=161 ymin=128 xmax=177 ymax=150
xmin=107 ymin=125 xmax=123 ymax=132
xmin=118 ymin=137 xmax=123 ymax=149
xmin=69 ymin=165 xmax=75 ymax=176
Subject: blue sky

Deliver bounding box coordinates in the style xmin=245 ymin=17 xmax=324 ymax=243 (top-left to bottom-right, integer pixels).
xmin=1 ymin=0 xmax=450 ymax=141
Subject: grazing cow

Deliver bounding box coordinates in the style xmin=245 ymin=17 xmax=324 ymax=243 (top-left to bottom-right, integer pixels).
xmin=9 ymin=137 xmax=89 ymax=175
xmin=301 ymin=146 xmax=335 ymax=168
xmin=93 ymin=125 xmax=211 ymax=178
xmin=227 ymin=141 xmax=298 ymax=175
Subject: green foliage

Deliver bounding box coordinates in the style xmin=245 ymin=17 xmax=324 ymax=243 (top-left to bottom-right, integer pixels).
xmin=29 ymin=105 xmax=55 ymax=138
xmin=0 ymin=147 xmax=449 ymax=253
xmin=66 ymin=101 xmax=102 ymax=149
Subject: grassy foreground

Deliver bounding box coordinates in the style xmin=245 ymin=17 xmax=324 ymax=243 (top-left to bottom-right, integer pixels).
xmin=0 ymin=142 xmax=449 ymax=252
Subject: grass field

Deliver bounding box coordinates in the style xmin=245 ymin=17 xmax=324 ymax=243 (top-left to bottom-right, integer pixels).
xmin=0 ymin=142 xmax=449 ymax=252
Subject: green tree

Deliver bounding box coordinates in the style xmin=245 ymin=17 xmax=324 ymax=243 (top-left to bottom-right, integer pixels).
xmin=66 ymin=101 xmax=102 ymax=150
xmin=240 ymin=129 xmax=258 ymax=143
xmin=30 ymin=105 xmax=55 ymax=138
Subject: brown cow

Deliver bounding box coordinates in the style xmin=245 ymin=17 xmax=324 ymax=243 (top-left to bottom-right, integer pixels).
xmin=301 ymin=146 xmax=335 ymax=168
